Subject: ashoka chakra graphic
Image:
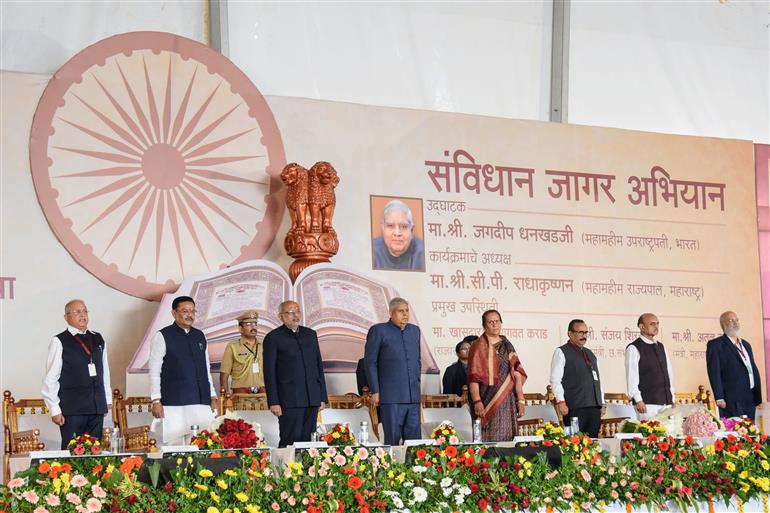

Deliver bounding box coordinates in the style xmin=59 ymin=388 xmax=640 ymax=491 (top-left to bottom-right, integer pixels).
xmin=30 ymin=32 xmax=286 ymax=300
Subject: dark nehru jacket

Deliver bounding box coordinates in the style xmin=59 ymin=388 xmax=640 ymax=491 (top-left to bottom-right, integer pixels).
xmin=372 ymin=237 xmax=425 ymax=271
xmin=559 ymin=343 xmax=602 ymax=408
xmin=57 ymin=330 xmax=108 ymax=416
xmin=159 ymin=323 xmax=212 ymax=406
xmin=628 ymin=338 xmax=673 ymax=405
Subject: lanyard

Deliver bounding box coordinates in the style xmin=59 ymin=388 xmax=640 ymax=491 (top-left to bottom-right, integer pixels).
xmin=568 ymin=342 xmax=592 ymax=368
xmin=73 ymin=333 xmax=94 ymax=362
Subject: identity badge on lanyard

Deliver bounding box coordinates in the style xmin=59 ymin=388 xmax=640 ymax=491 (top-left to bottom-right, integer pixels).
xmin=75 ymin=334 xmax=97 ymax=377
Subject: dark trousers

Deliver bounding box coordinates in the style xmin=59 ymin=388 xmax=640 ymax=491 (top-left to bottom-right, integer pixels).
xmin=59 ymin=414 xmax=104 ymax=450
xmin=278 ymin=406 xmax=319 ymax=448
xmin=566 ymin=406 xmax=601 ymax=438
xmin=718 ymin=403 xmax=756 ymax=422
xmin=380 ymin=403 xmax=421 ymax=446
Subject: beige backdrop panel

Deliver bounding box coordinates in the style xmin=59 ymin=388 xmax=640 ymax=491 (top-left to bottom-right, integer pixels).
xmin=1 ymin=71 xmax=764 ymax=404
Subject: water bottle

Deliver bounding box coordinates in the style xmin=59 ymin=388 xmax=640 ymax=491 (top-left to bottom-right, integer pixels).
xmin=189 ymin=424 xmax=199 ymax=446
xmin=473 ymin=418 xmax=482 ymax=443
xmin=359 ymin=421 xmax=369 ymax=445
xmin=570 ymin=417 xmax=580 ymax=435
xmin=110 ymin=427 xmax=124 ymax=453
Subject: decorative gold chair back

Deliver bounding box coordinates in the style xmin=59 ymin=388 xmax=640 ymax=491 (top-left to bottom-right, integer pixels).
xmin=3 ymin=390 xmax=46 ymax=483
xmin=112 ymin=389 xmax=156 ymax=452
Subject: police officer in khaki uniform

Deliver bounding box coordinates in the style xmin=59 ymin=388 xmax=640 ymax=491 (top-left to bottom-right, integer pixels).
xmin=220 ymin=310 xmax=265 ymax=394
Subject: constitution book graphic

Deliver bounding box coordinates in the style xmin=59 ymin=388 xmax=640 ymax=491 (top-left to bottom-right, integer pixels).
xmin=128 ymin=260 xmax=439 ymax=374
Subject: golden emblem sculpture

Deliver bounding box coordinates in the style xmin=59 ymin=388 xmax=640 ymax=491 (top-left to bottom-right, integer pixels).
xmin=281 ymin=161 xmax=340 ymax=282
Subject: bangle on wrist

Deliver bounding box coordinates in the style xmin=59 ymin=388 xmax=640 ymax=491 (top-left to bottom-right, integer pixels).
xmin=151 ymin=399 xmax=161 ymax=404
xmin=473 ymin=399 xmax=482 ymax=405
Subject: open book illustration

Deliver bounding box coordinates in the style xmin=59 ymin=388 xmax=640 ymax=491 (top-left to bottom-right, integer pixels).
xmin=128 ymin=260 xmax=439 ymax=374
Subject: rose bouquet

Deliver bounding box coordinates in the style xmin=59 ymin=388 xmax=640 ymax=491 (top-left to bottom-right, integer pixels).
xmin=67 ymin=433 xmax=102 ymax=455
xmin=430 ymin=420 xmax=461 ymax=445
xmin=216 ymin=417 xmax=262 ymax=448
xmin=682 ymin=410 xmax=721 ymax=437
xmin=322 ymin=423 xmax=356 ymax=446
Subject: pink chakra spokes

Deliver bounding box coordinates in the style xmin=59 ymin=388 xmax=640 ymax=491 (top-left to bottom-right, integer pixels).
xmin=50 ymin=50 xmax=270 ymax=280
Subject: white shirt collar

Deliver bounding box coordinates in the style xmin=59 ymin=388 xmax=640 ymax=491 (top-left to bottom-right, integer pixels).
xmin=639 ymin=335 xmax=656 ymax=344
xmin=67 ymin=325 xmax=88 ymax=336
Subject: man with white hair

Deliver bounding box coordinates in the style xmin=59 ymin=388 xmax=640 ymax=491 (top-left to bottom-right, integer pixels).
xmin=372 ymin=199 xmax=425 ymax=271
xmin=706 ymin=311 xmax=762 ymax=420
xmin=42 ymin=299 xmax=112 ymax=449
xmin=365 ymin=297 xmax=422 ymax=445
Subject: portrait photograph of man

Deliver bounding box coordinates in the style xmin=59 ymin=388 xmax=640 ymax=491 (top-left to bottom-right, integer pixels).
xmin=370 ymin=196 xmax=425 ymax=272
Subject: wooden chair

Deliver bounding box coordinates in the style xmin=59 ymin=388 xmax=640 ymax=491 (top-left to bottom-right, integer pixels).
xmin=112 ymin=389 xmax=157 ymax=452
xmin=516 ymin=418 xmax=544 ymax=436
xmin=220 ymin=390 xmax=277 ymax=446
xmin=597 ymin=392 xmax=632 ymax=438
xmin=3 ymin=391 xmax=46 ymax=483
xmin=420 ymin=386 xmax=472 ymax=442
xmin=327 ymin=393 xmax=365 ymax=409
xmin=223 ymin=391 xmax=269 ymax=412
xmin=546 ymin=386 xmax=629 ymax=438
xmin=675 ymin=385 xmax=714 ymax=412
xmin=520 ymin=387 xmax=560 ymax=425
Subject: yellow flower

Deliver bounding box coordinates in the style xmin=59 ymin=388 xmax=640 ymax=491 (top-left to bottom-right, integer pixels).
xmin=236 ymin=492 xmax=249 ymax=503
xmin=194 ymin=483 xmax=209 ymax=491
xmin=199 ymin=469 xmax=214 ymax=478
xmin=725 ymin=462 xmax=736 ymax=472
xmin=332 ymin=432 xmax=340 ymax=439
xmin=53 ymin=478 xmax=62 ymax=493
xmin=176 ymin=458 xmax=183 ymax=465
xmin=177 ymin=487 xmax=188 ymax=494
xmin=216 ymin=479 xmax=228 ymax=490
xmin=224 ymin=469 xmax=238 ymax=477
xmin=207 ymin=508 xmax=220 ymax=513
xmin=207 ymin=439 xmax=213 ymax=447
xmin=210 ymin=491 xmax=220 ymax=503
xmin=739 ymin=471 xmax=748 ymax=479
xmin=738 ymin=449 xmax=749 ymax=458
xmin=245 ymin=505 xmax=261 ymax=513
xmin=387 ymin=470 xmax=395 ymax=479
xmin=358 ymin=464 xmax=366 ymax=473
xmin=761 ymin=460 xmax=769 ymax=471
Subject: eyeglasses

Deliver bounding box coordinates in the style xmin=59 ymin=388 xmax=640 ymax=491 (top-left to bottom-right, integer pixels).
xmin=383 ymin=222 xmax=412 ymax=232
xmin=176 ymin=309 xmax=196 ymax=315
xmin=282 ymin=310 xmax=300 ymax=316
xmin=485 ymin=319 xmax=502 ymax=325
xmin=67 ymin=309 xmax=89 ymax=315
xmin=570 ymin=330 xmax=589 ymax=336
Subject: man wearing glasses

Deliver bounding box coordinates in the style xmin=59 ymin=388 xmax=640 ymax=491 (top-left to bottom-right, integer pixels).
xmin=220 ymin=310 xmax=265 ymax=395
xmin=263 ymin=300 xmax=328 ymax=447
xmin=549 ymin=319 xmax=606 ymax=437
xmin=372 ymin=199 xmax=425 ymax=271
xmin=149 ymin=296 xmax=218 ymax=445
xmin=42 ymin=299 xmax=113 ymax=449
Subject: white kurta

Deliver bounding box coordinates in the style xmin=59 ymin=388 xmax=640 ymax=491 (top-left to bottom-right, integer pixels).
xmin=148 ymin=329 xmax=217 ymax=444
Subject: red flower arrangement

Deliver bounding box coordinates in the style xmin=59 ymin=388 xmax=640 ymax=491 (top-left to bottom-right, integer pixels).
xmin=216 ymin=417 xmax=260 ymax=448
xmin=66 ymin=433 xmax=101 ymax=455
xmin=322 ymin=423 xmax=356 ymax=446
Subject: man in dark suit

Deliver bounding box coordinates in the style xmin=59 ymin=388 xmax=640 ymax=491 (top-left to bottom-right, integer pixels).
xmin=355 ymin=358 xmax=368 ymax=395
xmin=264 ymin=300 xmax=328 ymax=447
xmin=442 ymin=336 xmax=476 ymax=396
xmin=365 ymin=297 xmax=421 ymax=445
xmin=706 ymin=311 xmax=762 ymax=420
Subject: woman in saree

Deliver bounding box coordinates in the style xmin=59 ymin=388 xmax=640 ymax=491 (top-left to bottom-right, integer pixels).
xmin=467 ymin=309 xmax=527 ymax=442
